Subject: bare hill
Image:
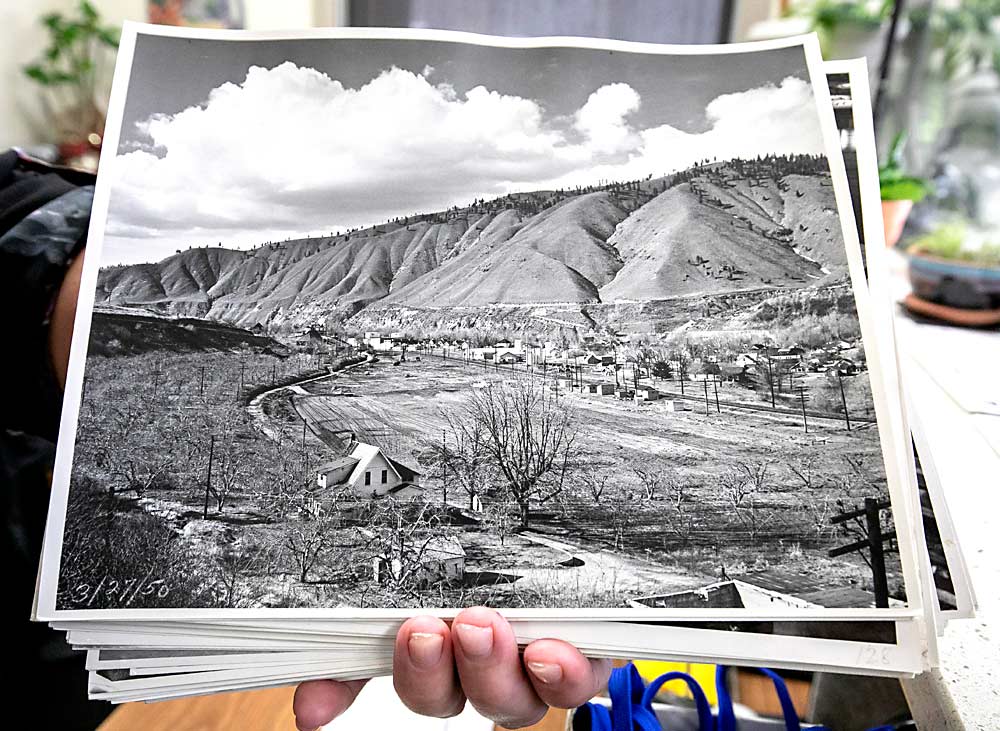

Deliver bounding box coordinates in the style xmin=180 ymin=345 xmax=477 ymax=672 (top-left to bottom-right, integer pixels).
xmin=379 ymin=192 xmax=628 ymax=306
xmin=94 ymin=156 xmax=849 ymax=330
xmin=87 ymin=308 xmax=285 ymax=357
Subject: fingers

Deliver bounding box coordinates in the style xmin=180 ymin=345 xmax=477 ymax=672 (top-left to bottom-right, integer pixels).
xmin=523 ymin=639 xmax=611 ymax=709
xmin=293 ymin=678 xmax=368 ymax=731
xmin=393 ymin=615 xmax=466 ymax=717
xmin=452 ymin=607 xmax=547 ymax=729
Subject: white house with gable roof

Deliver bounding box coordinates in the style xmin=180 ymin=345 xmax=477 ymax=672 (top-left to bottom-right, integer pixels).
xmin=316 ymin=442 xmax=422 ymax=499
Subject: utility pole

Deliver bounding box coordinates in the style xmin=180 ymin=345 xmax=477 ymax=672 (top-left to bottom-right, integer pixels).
xmin=765 ymin=353 xmax=776 ymax=409
xmin=798 ymin=386 xmax=809 ymax=433
xmin=441 ymin=429 xmax=447 ymax=506
xmin=865 ymin=498 xmax=890 ymax=608
xmin=829 ymin=498 xmax=893 ymax=609
xmin=703 ymin=379 xmax=710 ymax=415
xmin=713 ymin=378 xmax=720 ymax=413
xmin=836 ymin=370 xmax=852 ymax=431
xmin=202 ymin=435 xmax=215 ymax=519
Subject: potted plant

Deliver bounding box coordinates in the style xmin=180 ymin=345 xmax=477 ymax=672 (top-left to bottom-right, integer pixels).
xmin=905 ymin=222 xmax=1000 ymax=326
xmin=805 ymin=0 xmax=892 ymax=60
xmin=22 ymin=1 xmax=120 ymax=170
xmin=879 ymin=132 xmax=932 ymax=248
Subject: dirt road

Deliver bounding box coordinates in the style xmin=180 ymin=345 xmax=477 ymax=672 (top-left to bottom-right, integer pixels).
xmin=515 ymin=531 xmax=711 ymax=600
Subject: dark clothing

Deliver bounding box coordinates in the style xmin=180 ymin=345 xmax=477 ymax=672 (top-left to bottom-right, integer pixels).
xmin=0 ymin=150 xmax=110 ymax=730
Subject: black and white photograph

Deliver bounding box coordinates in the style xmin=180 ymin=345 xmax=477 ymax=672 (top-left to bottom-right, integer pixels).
xmin=47 ymin=28 xmax=911 ymax=614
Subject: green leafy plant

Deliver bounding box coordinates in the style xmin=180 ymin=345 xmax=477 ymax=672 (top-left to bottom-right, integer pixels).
xmin=911 ymin=0 xmax=1000 ymax=79
xmin=879 ymin=132 xmax=932 ymax=202
xmin=909 ymin=222 xmax=1000 ymax=267
xmin=22 ymin=1 xmax=120 ymax=143
xmin=807 ymin=0 xmax=893 ymax=32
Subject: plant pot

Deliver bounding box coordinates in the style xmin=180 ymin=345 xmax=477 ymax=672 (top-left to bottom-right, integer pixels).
xmin=905 ymin=250 xmax=1000 ymax=326
xmin=881 ymin=199 xmax=913 ymax=248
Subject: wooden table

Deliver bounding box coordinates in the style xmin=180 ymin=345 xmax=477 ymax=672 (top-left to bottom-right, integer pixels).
xmin=98 ymin=682 xmax=570 ymax=731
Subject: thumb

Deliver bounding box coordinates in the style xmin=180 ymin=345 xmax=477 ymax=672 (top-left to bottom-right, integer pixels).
xmin=293 ymin=678 xmax=368 ymax=730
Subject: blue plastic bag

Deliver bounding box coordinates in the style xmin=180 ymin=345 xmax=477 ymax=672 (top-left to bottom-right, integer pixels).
xmin=574 ymin=663 xmax=713 ymax=731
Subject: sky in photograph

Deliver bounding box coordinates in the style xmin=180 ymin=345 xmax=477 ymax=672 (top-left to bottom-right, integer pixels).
xmin=103 ymin=33 xmax=827 ymax=265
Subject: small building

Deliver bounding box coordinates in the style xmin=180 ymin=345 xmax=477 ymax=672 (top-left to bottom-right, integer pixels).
xmin=315 ymin=455 xmax=360 ymax=489
xmin=662 ymin=399 xmax=692 ymax=412
xmin=373 ymin=536 xmax=466 ymax=588
xmin=635 ymin=386 xmax=660 ymax=402
xmin=316 ymin=442 xmax=422 ymax=499
xmin=718 ymin=363 xmax=748 ymax=383
xmin=691 ymin=361 xmax=721 ymax=381
xmin=628 ymin=580 xmax=819 ymax=610
xmin=419 ymin=536 xmax=466 ymax=583
xmin=586 ymin=383 xmax=615 ymax=396
xmin=830 ymin=359 xmax=859 ymax=376
xmin=498 ymin=352 xmax=520 ymax=365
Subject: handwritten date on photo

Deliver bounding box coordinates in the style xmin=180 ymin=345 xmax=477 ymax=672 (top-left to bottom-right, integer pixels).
xmin=68 ymin=576 xmax=170 ymax=607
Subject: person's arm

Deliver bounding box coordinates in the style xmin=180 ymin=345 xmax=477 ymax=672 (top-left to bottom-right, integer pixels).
xmin=293 ymin=607 xmax=609 ymax=731
xmin=49 ymin=249 xmax=84 ymax=390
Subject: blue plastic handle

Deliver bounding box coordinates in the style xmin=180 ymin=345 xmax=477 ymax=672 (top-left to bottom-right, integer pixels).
xmin=716 ymin=665 xmax=835 ymax=731
xmin=576 ymin=663 xmax=715 ymax=731
xmin=577 ymin=663 xmax=902 ymax=731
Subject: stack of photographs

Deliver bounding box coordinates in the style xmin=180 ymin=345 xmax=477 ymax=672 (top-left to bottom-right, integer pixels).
xmin=32 ymin=25 xmax=976 ymax=703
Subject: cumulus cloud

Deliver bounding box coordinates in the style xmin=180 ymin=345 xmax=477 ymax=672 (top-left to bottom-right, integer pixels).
xmin=105 ymin=63 xmax=826 ymax=262
xmin=573 ymin=82 xmax=641 ymax=155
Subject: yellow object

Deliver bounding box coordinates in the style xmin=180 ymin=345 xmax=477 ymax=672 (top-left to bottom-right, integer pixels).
xmin=632 ymin=661 xmax=719 ymax=706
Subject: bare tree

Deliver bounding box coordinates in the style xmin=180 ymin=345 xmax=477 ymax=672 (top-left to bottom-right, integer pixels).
xmin=361 ymin=499 xmax=450 ymax=594
xmin=787 ymin=455 xmax=823 ymax=492
xmin=437 ymin=410 xmax=491 ymax=510
xmin=580 ymin=470 xmax=612 ymax=504
xmin=460 ymin=380 xmax=577 ymax=528
xmin=720 ymin=461 xmax=773 ymax=544
xmin=215 ymin=540 xmax=274 ymax=607
xmin=208 ymin=434 xmax=253 ymax=513
xmin=607 ymin=484 xmax=642 ymax=549
xmin=284 ymin=516 xmax=337 ymax=583
xmin=630 ymin=457 xmax=675 ymax=501
xmin=663 ymin=477 xmax=696 ymax=547
xmin=483 ymin=498 xmax=514 ymax=547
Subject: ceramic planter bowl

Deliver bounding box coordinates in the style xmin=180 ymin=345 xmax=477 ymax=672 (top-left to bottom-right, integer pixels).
xmin=905 ymin=250 xmax=1000 ymax=326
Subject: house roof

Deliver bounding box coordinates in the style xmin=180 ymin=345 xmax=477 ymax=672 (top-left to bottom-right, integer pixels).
xmin=345 ymin=442 xmax=424 ymax=485
xmin=346 ymin=443 xmax=398 ymax=487
xmin=417 ymin=536 xmax=466 ymax=561
xmin=387 ymin=455 xmax=423 ymax=477
xmin=316 ymin=456 xmax=359 ymax=475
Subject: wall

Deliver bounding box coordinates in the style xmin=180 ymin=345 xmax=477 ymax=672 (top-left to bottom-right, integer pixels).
xmin=0 ymin=0 xmax=327 ymax=149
